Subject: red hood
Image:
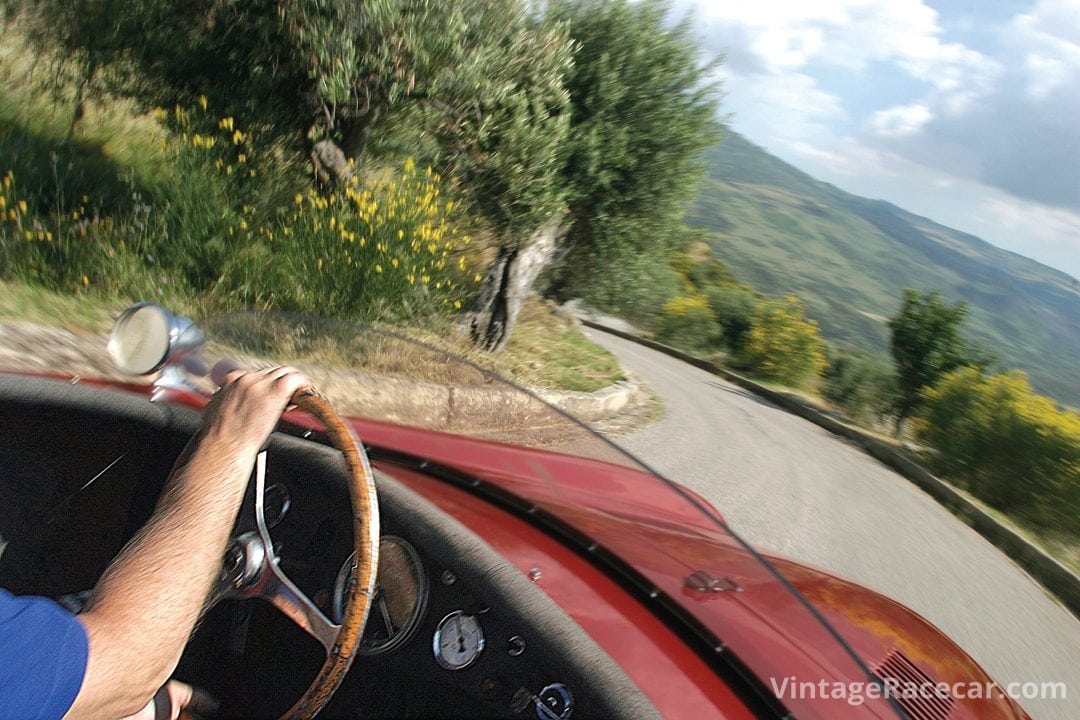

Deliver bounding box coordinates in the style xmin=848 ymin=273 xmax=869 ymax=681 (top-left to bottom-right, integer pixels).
xmin=99 ymin=381 xmax=1021 ymax=720
xmin=338 ymin=408 xmax=1023 ymax=720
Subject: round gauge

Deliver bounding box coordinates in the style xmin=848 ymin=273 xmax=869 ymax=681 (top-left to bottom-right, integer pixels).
xmin=333 ymin=535 xmax=428 ymax=655
xmin=433 ymin=610 xmax=485 ymax=670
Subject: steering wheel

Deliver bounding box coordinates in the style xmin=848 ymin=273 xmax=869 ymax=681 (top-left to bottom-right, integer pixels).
xmin=208 ymin=390 xmax=380 ymax=719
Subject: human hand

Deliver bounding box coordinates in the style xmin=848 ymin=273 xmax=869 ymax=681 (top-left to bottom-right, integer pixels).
xmin=200 ymin=365 xmax=312 ymax=456
xmin=120 ymin=681 xmax=218 ymax=720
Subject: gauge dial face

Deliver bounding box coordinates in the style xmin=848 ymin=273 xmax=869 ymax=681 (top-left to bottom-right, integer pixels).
xmin=333 ymin=535 xmax=428 ymax=655
xmin=433 ymin=610 xmax=485 ymax=670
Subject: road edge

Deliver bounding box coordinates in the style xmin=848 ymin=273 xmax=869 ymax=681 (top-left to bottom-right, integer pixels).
xmin=582 ymin=319 xmax=1080 ymax=617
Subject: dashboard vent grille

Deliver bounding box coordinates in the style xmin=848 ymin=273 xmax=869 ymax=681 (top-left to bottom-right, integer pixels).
xmin=873 ymin=649 xmax=955 ymax=720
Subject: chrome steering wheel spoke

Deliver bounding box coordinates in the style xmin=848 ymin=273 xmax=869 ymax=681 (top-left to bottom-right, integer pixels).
xmin=217 ymin=451 xmax=341 ymax=655
xmin=260 ymin=556 xmax=339 ymax=654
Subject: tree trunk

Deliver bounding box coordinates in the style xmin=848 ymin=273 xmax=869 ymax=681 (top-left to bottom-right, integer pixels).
xmin=340 ymin=106 xmax=382 ymax=161
xmin=464 ymin=215 xmax=567 ymax=353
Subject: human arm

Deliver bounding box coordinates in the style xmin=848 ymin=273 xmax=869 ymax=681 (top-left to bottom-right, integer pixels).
xmin=64 ymin=366 xmax=310 ymax=720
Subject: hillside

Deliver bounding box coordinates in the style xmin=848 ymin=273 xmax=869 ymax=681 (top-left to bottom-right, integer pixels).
xmin=688 ymin=132 xmax=1080 ymax=407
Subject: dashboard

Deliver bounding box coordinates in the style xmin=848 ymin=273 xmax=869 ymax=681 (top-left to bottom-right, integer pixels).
xmin=190 ymin=441 xmax=596 ymax=720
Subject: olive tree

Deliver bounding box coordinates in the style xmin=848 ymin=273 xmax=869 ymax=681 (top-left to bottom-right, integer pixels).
xmin=545 ymin=0 xmax=722 ymax=304
xmin=888 ymin=288 xmax=991 ymax=434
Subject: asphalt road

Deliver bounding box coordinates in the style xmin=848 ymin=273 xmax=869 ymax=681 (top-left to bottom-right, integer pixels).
xmin=584 ymin=327 xmax=1080 ymax=720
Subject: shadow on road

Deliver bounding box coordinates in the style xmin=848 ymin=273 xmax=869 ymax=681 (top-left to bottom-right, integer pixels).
xmin=704 ymin=380 xmax=780 ymax=410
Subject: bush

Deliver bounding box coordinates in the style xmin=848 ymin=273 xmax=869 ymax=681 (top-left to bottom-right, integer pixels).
xmin=215 ymin=157 xmax=477 ymax=323
xmin=548 ymin=242 xmax=682 ymax=329
xmin=705 ymin=285 xmax=756 ymax=352
xmin=823 ymin=351 xmax=897 ymax=425
xmin=656 ymin=293 xmax=719 ymax=352
xmin=1 ymin=96 xmax=478 ymax=324
xmin=916 ymin=368 xmax=1080 ymax=536
xmin=742 ymin=294 xmax=827 ymax=387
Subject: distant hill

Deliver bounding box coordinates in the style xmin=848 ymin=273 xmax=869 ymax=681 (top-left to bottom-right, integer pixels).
xmin=687 ymin=131 xmax=1080 ymax=407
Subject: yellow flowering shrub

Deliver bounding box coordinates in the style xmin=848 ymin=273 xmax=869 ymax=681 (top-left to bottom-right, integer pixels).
xmin=218 ymin=158 xmax=477 ymax=322
xmin=656 ymin=293 xmax=719 ymax=351
xmin=742 ymin=294 xmax=827 ymax=387
xmin=916 ymin=368 xmax=1080 ymax=536
xmin=2 ymin=98 xmax=478 ymax=320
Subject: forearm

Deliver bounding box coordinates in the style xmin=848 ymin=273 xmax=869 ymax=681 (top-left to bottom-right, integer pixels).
xmin=67 ymin=431 xmax=255 ymax=720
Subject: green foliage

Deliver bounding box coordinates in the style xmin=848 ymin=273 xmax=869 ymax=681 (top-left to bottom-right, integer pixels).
xmin=743 ymin=295 xmax=827 ymax=387
xmin=888 ymin=288 xmax=990 ymax=427
xmin=435 ymin=15 xmax=573 ymax=242
xmin=657 ymin=293 xmax=718 ymax=352
xmin=16 ymin=0 xmax=574 ymax=240
xmin=823 ymin=351 xmax=897 ymax=425
xmin=917 ymin=368 xmax=1080 ymax=537
xmin=217 ymin=157 xmax=475 ymax=322
xmin=704 ymin=285 xmax=757 ymax=352
xmin=547 ymin=0 xmax=722 ymax=293
xmin=547 ymin=241 xmax=682 ymax=328
xmin=0 ymin=96 xmax=475 ymax=324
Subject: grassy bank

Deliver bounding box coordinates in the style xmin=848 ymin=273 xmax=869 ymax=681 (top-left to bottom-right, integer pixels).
xmin=0 ymin=30 xmax=623 ymax=395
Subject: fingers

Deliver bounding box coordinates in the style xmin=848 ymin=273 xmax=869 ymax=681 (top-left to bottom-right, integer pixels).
xmin=220 ymin=365 xmax=311 ymax=396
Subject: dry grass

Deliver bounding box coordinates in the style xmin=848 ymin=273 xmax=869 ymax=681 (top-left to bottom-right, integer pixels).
xmin=0 ymin=281 xmax=624 ymax=395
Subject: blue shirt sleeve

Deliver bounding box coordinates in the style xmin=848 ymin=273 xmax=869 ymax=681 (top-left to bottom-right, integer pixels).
xmin=0 ymin=589 xmax=89 ymax=720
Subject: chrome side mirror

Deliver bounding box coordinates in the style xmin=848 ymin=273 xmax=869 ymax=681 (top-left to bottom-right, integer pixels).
xmin=108 ymin=302 xmax=206 ymax=378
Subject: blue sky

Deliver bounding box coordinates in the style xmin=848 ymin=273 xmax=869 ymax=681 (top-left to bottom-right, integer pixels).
xmin=677 ymin=0 xmax=1080 ymax=279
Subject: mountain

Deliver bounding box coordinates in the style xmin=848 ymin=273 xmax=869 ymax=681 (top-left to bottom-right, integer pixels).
xmin=687 ymin=131 xmax=1080 ymax=407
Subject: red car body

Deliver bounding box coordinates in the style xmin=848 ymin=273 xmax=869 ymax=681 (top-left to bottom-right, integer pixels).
xmin=78 ymin=376 xmax=1023 ymax=720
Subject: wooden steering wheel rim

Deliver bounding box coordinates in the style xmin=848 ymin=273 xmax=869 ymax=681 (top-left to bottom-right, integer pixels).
xmin=280 ymin=390 xmax=380 ymax=720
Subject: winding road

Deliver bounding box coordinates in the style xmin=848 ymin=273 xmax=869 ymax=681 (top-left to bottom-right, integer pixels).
xmin=584 ymin=327 xmax=1080 ymax=720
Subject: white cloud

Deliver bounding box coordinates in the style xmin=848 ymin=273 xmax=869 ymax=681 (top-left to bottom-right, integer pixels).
xmin=684 ymin=0 xmax=1080 ymax=276
xmin=869 ymin=103 xmax=932 ymax=137
xmin=718 ymin=70 xmax=847 ymax=152
xmin=979 ymin=196 xmax=1080 ymax=278
xmin=1012 ymin=0 xmax=1080 ymax=100
xmin=693 ymin=0 xmax=999 ymax=91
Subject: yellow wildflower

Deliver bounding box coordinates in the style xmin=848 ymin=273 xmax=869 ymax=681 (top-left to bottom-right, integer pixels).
xmin=82 ymin=275 xmax=89 ymax=286
xmin=18 ymin=200 xmax=27 ymax=213
xmin=454 ymin=300 xmax=462 ymax=309
xmin=375 ymin=264 xmax=383 ymax=274
xmin=391 ymin=258 xmax=399 ymax=268
xmin=237 ymin=154 xmax=247 ymax=164
xmin=0 ymin=197 xmax=5 ymax=210
xmin=198 ymin=95 xmax=208 ymax=111
xmin=404 ymin=157 xmax=416 ymax=172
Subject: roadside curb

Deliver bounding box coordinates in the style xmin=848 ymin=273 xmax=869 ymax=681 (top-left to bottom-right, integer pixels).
xmin=0 ymin=319 xmax=644 ymax=434
xmin=582 ymin=319 xmax=1080 ymax=617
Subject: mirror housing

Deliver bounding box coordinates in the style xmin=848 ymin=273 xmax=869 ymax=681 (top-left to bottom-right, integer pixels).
xmin=108 ymin=302 xmax=205 ymax=377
